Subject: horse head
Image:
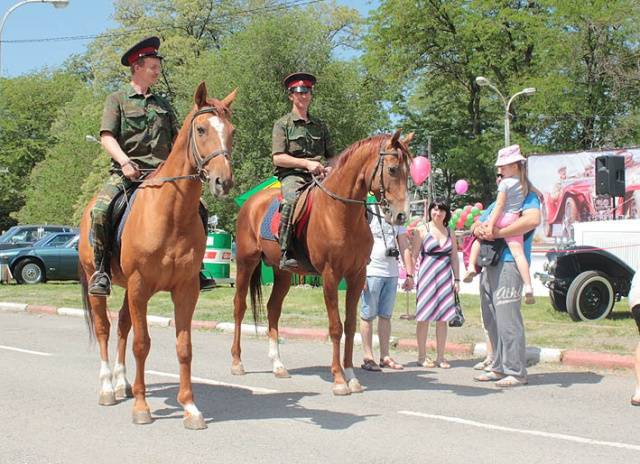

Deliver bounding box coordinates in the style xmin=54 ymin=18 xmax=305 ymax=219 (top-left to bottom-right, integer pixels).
xmin=190 ymin=82 xmax=237 ymax=197
xmin=369 ymin=129 xmax=414 ymax=225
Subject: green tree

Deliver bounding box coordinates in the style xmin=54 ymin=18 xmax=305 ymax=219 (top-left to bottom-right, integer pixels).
xmin=0 ymin=71 xmax=82 ymax=230
xmin=16 ymin=86 xmax=106 ymax=225
xmin=169 ymin=5 xmax=381 ymax=230
xmin=363 ymin=0 xmax=548 ymax=205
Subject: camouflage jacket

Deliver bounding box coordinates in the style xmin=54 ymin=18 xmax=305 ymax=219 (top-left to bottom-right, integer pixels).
xmin=100 ymin=84 xmax=179 ymax=171
xmin=271 ymin=111 xmax=335 ymax=178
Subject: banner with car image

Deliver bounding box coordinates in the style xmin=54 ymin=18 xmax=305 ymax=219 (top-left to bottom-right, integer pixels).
xmin=528 ymin=148 xmax=640 ymax=242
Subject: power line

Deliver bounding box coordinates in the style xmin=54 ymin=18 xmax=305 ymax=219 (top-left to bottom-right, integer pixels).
xmin=0 ymin=0 xmax=325 ymax=44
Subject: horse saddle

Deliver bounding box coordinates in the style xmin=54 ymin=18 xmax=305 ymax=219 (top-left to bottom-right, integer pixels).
xmin=260 ymin=187 xmax=317 ymax=273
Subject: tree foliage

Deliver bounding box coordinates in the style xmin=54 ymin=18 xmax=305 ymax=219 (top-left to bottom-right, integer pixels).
xmin=16 ymin=87 xmax=106 ymax=225
xmin=0 ymin=71 xmax=82 ymax=230
xmin=362 ymin=0 xmax=640 ymax=205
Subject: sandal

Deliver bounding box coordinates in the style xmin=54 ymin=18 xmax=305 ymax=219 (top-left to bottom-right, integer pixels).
xmin=495 ymin=375 xmax=528 ymax=388
xmin=380 ymin=357 xmax=404 ymax=370
xmin=462 ymin=270 xmax=477 ymax=283
xmin=473 ymin=358 xmax=493 ymax=370
xmin=435 ymin=359 xmax=451 ymax=369
xmin=361 ymin=359 xmax=381 ymax=372
xmin=417 ymin=357 xmax=436 ymax=368
xmin=473 ymin=371 xmax=504 ymax=382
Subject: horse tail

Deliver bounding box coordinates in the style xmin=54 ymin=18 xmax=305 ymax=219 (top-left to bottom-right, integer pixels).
xmin=79 ymin=264 xmax=95 ymax=343
xmin=249 ymin=261 xmax=263 ymax=324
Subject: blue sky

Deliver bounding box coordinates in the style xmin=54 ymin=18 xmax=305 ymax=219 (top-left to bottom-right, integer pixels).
xmin=0 ymin=0 xmax=379 ymax=77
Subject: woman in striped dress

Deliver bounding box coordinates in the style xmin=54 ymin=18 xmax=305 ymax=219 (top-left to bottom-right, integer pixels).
xmin=406 ymin=200 xmax=460 ymax=368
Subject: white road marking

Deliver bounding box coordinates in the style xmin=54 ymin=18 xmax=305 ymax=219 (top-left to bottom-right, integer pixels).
xmin=0 ymin=344 xmax=52 ymax=357
xmin=146 ymin=370 xmax=278 ymax=394
xmin=399 ymin=411 xmax=640 ymax=452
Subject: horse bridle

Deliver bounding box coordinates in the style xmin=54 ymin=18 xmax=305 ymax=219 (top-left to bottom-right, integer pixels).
xmin=137 ymin=106 xmax=230 ymax=185
xmin=312 ymin=138 xmax=408 ymax=216
xmin=188 ymin=106 xmax=231 ymax=182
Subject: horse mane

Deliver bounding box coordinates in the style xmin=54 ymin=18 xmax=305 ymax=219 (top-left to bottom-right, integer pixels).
xmin=334 ymin=134 xmax=387 ymax=169
xmin=334 ymin=133 xmax=411 ymax=169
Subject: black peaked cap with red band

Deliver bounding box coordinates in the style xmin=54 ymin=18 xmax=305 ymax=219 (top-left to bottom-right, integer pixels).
xmin=121 ymin=36 xmax=163 ymax=66
xmin=283 ymin=72 xmax=317 ymax=93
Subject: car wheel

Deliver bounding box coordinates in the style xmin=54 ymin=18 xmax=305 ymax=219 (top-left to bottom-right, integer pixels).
xmin=14 ymin=259 xmax=45 ymax=285
xmin=549 ymin=290 xmax=567 ymax=312
xmin=566 ymin=270 xmax=614 ymax=321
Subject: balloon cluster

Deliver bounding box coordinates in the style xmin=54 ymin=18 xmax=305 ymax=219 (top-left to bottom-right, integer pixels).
xmin=449 ymin=203 xmax=484 ymax=230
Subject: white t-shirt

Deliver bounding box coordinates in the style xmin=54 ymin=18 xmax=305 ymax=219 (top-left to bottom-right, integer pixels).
xmin=366 ymin=213 xmax=406 ymax=278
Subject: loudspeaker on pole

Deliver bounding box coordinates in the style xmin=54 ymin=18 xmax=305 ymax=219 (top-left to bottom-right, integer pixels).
xmin=595 ymin=155 xmax=625 ymax=197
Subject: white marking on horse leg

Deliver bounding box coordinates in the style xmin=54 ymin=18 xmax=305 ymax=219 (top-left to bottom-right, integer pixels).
xmin=268 ymin=338 xmax=285 ymax=371
xmin=344 ymin=367 xmax=356 ymax=382
xmin=113 ymin=362 xmax=128 ymax=390
xmin=208 ymin=115 xmax=226 ymax=151
xmin=99 ymin=360 xmax=114 ymax=393
xmin=184 ymin=403 xmax=202 ymax=417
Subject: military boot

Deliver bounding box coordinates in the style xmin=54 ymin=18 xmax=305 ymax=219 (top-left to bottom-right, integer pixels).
xmin=88 ymin=250 xmax=111 ymax=296
xmin=278 ymin=203 xmax=298 ymax=270
xmin=199 ymin=271 xmax=217 ymax=291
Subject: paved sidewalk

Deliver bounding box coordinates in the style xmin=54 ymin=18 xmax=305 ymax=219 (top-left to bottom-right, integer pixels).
xmin=1 ymin=301 xmax=634 ymax=371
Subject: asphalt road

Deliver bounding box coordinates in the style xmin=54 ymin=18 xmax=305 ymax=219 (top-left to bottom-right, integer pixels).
xmin=1 ymin=311 xmax=639 ymax=464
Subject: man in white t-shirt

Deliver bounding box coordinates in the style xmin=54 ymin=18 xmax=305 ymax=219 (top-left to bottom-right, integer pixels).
xmin=360 ymin=207 xmax=411 ymax=371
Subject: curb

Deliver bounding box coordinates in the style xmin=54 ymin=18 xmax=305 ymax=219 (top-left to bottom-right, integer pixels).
xmin=2 ymin=301 xmax=635 ymax=371
xmin=562 ymin=350 xmax=635 ymax=370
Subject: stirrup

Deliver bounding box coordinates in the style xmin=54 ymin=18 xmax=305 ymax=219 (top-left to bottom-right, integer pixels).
xmin=279 ymin=254 xmax=299 ymax=270
xmin=88 ymin=271 xmax=112 ymax=296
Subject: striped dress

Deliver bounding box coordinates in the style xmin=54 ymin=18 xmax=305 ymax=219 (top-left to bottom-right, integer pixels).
xmin=416 ymin=230 xmax=456 ymax=322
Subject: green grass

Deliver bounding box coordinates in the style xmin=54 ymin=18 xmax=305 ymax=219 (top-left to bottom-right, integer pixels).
xmin=1 ymin=281 xmax=637 ymax=355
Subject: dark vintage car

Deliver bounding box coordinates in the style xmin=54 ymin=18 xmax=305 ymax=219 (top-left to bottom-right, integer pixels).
xmin=0 ymin=232 xmax=79 ymax=284
xmin=537 ymin=246 xmax=635 ymax=322
xmin=0 ymin=224 xmax=77 ymax=251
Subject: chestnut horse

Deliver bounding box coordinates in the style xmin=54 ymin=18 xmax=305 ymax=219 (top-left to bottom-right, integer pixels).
xmin=232 ymin=130 xmax=413 ymax=395
xmin=78 ymin=82 xmax=236 ymax=429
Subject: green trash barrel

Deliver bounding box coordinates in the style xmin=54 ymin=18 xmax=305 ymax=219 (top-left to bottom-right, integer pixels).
xmin=203 ymin=229 xmax=232 ymax=281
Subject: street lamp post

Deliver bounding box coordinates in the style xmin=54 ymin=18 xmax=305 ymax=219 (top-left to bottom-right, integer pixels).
xmin=475 ymin=76 xmax=535 ymax=147
xmin=0 ymin=0 xmax=69 ymax=77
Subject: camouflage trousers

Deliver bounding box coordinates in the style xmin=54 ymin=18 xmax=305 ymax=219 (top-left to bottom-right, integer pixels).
xmin=278 ymin=174 xmax=310 ymax=252
xmin=91 ymin=173 xmax=135 ymax=270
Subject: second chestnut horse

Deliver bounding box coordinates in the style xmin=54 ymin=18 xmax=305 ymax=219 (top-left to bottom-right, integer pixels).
xmin=232 ymin=130 xmax=413 ymax=395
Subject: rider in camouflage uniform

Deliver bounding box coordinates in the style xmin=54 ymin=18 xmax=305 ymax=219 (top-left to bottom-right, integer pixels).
xmin=272 ymin=72 xmax=335 ymax=270
xmin=89 ymin=37 xmax=220 ymax=295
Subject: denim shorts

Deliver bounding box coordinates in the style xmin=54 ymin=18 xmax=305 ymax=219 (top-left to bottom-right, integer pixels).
xmin=360 ymin=276 xmax=399 ymax=320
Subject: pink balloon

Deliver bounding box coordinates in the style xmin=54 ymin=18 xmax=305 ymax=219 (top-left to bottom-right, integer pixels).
xmin=454 ymin=179 xmax=469 ymax=195
xmin=410 ymin=157 xmax=431 ymax=186
xmin=474 ymin=202 xmax=483 ymax=210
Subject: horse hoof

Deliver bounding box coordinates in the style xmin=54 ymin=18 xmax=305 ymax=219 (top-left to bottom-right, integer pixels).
xmin=132 ymin=409 xmax=153 ymax=425
xmin=98 ymin=391 xmax=116 ymax=406
xmin=348 ymin=378 xmax=364 ymax=393
xmin=332 ymin=383 xmax=351 ymax=396
xmin=273 ymin=367 xmax=290 ymax=378
xmin=231 ymin=363 xmax=246 ymax=376
xmin=183 ymin=413 xmax=207 ymax=430
xmin=115 ymin=385 xmax=133 ymax=400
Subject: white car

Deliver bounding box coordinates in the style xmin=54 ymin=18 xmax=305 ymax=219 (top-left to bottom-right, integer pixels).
xmin=629 ymin=270 xmax=639 ymax=311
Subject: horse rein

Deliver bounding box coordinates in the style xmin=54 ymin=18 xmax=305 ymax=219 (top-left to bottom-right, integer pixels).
xmin=311 ymin=139 xmax=408 ymax=215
